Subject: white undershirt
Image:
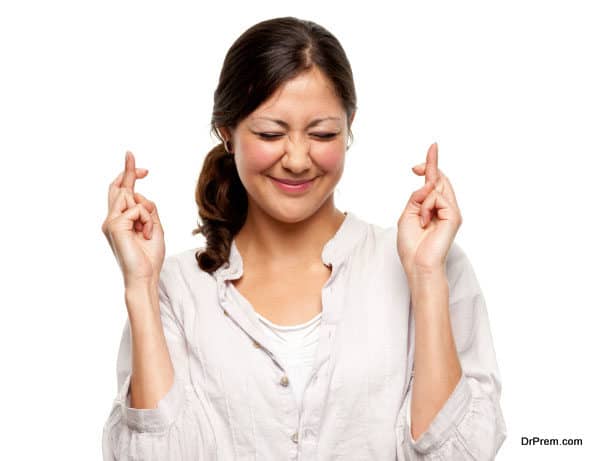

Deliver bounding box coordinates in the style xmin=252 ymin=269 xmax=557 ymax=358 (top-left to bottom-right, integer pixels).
xmin=255 ymin=311 xmax=322 ymax=406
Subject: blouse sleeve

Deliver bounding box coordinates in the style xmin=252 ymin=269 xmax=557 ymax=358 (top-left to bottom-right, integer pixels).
xmin=395 ymin=242 xmax=507 ymax=460
xmin=101 ymin=257 xmax=216 ymax=460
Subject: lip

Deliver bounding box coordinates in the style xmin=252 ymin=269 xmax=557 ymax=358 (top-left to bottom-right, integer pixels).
xmin=269 ymin=176 xmax=317 ymax=194
xmin=270 ymin=177 xmax=316 ymax=185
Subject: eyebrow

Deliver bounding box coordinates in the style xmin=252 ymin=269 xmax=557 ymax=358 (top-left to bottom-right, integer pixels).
xmin=252 ymin=116 xmax=341 ymax=128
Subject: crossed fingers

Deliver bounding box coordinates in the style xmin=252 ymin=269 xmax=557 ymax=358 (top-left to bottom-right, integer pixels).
xmin=107 ymin=151 xmax=157 ymax=228
xmin=411 ymin=143 xmax=458 ymax=208
xmin=108 ymin=152 xmax=148 ymax=207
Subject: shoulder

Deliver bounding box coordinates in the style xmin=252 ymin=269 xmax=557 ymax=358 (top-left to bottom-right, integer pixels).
xmin=158 ymin=246 xmax=215 ymax=298
xmin=343 ymin=213 xmax=397 ymax=258
xmin=343 ymin=217 xmax=405 ymax=281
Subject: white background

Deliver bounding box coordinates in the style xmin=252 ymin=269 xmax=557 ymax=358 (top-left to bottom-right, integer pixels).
xmin=1 ymin=1 xmax=597 ymax=459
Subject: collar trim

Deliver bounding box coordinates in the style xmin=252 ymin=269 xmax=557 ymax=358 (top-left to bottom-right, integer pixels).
xmin=213 ymin=211 xmax=366 ymax=282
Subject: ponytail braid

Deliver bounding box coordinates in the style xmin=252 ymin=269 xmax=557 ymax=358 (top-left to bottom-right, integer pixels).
xmin=192 ymin=142 xmax=248 ymax=274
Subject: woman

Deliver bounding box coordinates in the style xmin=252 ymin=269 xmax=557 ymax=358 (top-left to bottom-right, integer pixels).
xmin=101 ymin=16 xmax=506 ymax=460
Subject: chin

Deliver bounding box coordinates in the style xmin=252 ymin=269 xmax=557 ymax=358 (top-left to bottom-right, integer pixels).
xmin=270 ymin=206 xmax=316 ymax=224
xmin=258 ymin=198 xmax=326 ymax=224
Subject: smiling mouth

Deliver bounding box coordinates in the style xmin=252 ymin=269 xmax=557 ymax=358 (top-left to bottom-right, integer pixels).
xmin=268 ymin=175 xmax=318 ymax=193
xmin=268 ymin=176 xmax=317 ymax=185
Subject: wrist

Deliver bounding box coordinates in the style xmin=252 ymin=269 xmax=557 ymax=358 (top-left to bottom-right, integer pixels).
xmin=407 ymin=266 xmax=447 ymax=286
xmin=408 ymin=268 xmax=448 ymax=299
xmin=408 ymin=270 xmax=450 ymax=316
xmin=125 ymin=282 xmax=160 ymax=314
xmin=124 ymin=271 xmax=159 ymax=289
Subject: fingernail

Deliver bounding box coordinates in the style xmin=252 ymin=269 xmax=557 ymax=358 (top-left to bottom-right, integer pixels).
xmin=420 ymin=216 xmax=425 ymax=227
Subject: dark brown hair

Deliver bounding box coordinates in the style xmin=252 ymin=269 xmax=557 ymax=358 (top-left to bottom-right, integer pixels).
xmin=192 ymin=16 xmax=357 ymax=274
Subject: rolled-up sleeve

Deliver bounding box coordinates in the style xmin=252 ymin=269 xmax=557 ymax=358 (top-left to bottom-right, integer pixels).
xmin=396 ymin=243 xmax=507 ymax=460
xmin=102 ymin=257 xmax=216 ymax=460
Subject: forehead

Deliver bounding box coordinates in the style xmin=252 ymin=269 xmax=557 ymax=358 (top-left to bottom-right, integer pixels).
xmin=248 ymin=67 xmax=345 ymax=125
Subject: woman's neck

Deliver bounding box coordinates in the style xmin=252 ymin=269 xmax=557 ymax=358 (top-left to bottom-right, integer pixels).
xmin=234 ymin=201 xmax=346 ymax=270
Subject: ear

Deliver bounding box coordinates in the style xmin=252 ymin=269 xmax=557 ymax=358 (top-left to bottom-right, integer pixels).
xmin=217 ymin=126 xmax=232 ymax=143
xmin=349 ymin=109 xmax=357 ymax=127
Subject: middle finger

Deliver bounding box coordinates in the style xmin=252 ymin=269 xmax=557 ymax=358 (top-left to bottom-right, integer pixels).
xmin=425 ymin=142 xmax=439 ymax=186
xmin=122 ymin=151 xmax=138 ymax=192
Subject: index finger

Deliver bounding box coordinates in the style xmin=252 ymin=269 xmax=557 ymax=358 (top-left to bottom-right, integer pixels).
xmin=425 ymin=142 xmax=439 ymax=185
xmin=122 ymin=151 xmax=137 ymax=192
xmin=108 ymin=167 xmax=148 ymax=208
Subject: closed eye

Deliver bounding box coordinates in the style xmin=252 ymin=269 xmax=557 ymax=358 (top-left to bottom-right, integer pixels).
xmin=258 ymin=133 xmax=283 ymax=139
xmin=312 ymin=133 xmax=338 ymax=139
xmin=257 ymin=133 xmax=338 ymax=140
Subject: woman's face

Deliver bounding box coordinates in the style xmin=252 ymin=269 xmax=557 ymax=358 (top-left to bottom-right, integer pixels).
xmin=223 ymin=66 xmax=354 ymax=223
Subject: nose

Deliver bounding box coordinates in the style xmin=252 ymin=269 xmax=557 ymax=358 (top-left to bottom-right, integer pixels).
xmin=280 ymin=135 xmax=312 ymax=173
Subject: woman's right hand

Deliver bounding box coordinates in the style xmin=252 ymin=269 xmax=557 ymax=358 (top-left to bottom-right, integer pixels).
xmin=101 ymin=151 xmax=166 ymax=288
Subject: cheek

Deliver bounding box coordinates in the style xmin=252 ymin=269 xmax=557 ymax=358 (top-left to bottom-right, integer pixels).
xmin=237 ymin=142 xmax=279 ymax=173
xmin=313 ymin=146 xmax=345 ymax=173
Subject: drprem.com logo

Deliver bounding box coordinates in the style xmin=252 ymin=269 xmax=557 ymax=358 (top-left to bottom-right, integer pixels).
xmin=521 ymin=436 xmax=583 ymax=446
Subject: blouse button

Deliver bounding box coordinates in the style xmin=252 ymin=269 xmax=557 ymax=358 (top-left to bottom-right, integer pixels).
xmin=280 ymin=375 xmax=290 ymax=387
xmin=291 ymin=431 xmax=299 ymax=444
xmin=252 ymin=340 xmax=261 ymax=348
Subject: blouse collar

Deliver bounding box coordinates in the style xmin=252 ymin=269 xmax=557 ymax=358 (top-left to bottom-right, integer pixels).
xmin=213 ymin=210 xmax=367 ymax=283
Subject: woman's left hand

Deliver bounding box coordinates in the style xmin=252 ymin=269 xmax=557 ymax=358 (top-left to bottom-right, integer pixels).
xmin=396 ymin=142 xmax=463 ymax=277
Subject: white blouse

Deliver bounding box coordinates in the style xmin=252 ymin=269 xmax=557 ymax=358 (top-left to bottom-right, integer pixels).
xmin=102 ymin=210 xmax=507 ymax=460
xmin=254 ymin=309 xmax=323 ymax=407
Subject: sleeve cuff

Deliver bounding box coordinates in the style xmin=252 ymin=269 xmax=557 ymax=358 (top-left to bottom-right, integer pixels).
xmin=118 ymin=372 xmax=187 ymax=433
xmin=406 ymin=372 xmax=473 ymax=453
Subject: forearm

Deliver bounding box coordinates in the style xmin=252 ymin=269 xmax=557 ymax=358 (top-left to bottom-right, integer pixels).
xmin=125 ymin=283 xmax=175 ymax=409
xmin=408 ymin=269 xmax=462 ymax=441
